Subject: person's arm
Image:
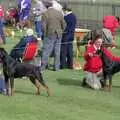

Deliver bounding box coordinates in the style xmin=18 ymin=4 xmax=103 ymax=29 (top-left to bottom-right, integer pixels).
xmin=103 ymin=47 xmax=120 ymax=61
xmin=69 ymin=14 xmax=77 ymax=33
xmin=15 ymin=37 xmax=26 ymax=48
xmin=41 ymin=12 xmax=47 ymax=37
xmin=60 ymin=13 xmax=66 ymax=33
xmin=84 ymin=45 xmax=96 ymax=60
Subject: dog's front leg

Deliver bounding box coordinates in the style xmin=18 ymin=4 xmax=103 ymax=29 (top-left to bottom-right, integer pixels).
xmin=4 ymin=77 xmax=9 ymax=96
xmin=103 ymin=74 xmax=108 ymax=91
xmin=108 ymin=75 xmax=112 ymax=92
xmin=3 ymin=72 xmax=10 ymax=96
xmin=9 ymin=76 xmax=14 ymax=96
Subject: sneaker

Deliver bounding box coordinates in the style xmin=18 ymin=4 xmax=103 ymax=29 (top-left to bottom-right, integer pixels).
xmin=37 ymin=37 xmax=42 ymax=41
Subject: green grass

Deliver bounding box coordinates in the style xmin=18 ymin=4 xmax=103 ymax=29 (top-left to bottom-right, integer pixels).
xmin=0 ymin=31 xmax=120 ymax=120
xmin=0 ymin=70 xmax=120 ymax=120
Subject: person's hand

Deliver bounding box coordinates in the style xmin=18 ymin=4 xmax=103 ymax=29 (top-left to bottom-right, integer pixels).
xmin=88 ymin=51 xmax=99 ymax=57
xmin=88 ymin=53 xmax=93 ymax=57
xmin=88 ymin=40 xmax=92 ymax=46
xmin=37 ymin=37 xmax=42 ymax=41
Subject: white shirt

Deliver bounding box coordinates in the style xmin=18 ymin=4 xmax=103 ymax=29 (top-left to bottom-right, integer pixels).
xmin=64 ymin=11 xmax=72 ymax=16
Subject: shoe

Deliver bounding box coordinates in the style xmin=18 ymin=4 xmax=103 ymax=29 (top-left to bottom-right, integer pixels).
xmin=37 ymin=37 xmax=42 ymax=41
xmin=82 ymin=78 xmax=87 ymax=87
xmin=53 ymin=68 xmax=59 ymax=71
xmin=100 ymin=79 xmax=105 ymax=88
xmin=60 ymin=66 xmax=66 ymax=69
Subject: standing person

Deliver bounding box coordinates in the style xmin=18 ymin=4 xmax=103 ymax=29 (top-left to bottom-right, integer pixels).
xmin=41 ymin=1 xmax=65 ymax=71
xmin=82 ymin=35 xmax=103 ymax=90
xmin=17 ymin=0 xmax=31 ymax=29
xmin=103 ymin=15 xmax=120 ymax=44
xmin=60 ymin=7 xmax=76 ymax=69
xmin=10 ymin=29 xmax=38 ymax=61
xmin=33 ymin=0 xmax=47 ymax=40
xmin=0 ymin=5 xmax=5 ymax=44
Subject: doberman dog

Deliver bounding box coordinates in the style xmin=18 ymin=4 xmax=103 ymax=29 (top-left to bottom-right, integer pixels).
xmin=96 ymin=48 xmax=120 ymax=91
xmin=0 ymin=48 xmax=50 ymax=96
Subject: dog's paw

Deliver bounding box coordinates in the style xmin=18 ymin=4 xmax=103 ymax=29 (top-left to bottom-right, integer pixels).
xmin=104 ymin=85 xmax=111 ymax=92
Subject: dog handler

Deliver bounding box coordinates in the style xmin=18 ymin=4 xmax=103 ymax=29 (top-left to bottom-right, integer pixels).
xmin=10 ymin=28 xmax=38 ymax=61
xmin=82 ymin=35 xmax=103 ymax=90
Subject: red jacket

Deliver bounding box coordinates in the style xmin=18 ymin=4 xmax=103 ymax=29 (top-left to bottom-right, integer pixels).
xmin=102 ymin=47 xmax=120 ymax=62
xmin=0 ymin=6 xmax=4 ymax=18
xmin=103 ymin=15 xmax=119 ymax=35
xmin=84 ymin=45 xmax=103 ymax=73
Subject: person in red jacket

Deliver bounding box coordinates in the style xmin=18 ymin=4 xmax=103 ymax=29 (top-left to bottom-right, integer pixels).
xmin=0 ymin=5 xmax=4 ymax=18
xmin=82 ymin=35 xmax=103 ymax=89
xmin=0 ymin=5 xmax=5 ymax=44
xmin=102 ymin=47 xmax=120 ymax=62
xmin=103 ymin=15 xmax=120 ymax=44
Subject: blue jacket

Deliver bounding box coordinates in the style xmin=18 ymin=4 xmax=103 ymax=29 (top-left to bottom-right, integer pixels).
xmin=14 ymin=35 xmax=37 ymax=53
xmin=64 ymin=13 xmax=76 ymax=34
xmin=18 ymin=0 xmax=31 ymax=11
xmin=63 ymin=12 xmax=76 ymax=42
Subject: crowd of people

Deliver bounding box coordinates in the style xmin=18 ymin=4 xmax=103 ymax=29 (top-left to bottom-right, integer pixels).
xmin=0 ymin=0 xmax=120 ymax=92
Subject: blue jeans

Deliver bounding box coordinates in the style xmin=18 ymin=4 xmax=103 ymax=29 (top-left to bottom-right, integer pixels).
xmin=41 ymin=35 xmax=62 ymax=70
xmin=0 ymin=19 xmax=5 ymax=44
xmin=35 ymin=21 xmax=42 ymax=38
xmin=0 ymin=76 xmax=5 ymax=93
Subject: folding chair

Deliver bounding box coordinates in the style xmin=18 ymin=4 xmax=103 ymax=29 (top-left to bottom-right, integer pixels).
xmin=22 ymin=42 xmax=38 ymax=62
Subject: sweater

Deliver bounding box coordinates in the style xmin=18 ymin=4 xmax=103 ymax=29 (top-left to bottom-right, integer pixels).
xmin=84 ymin=45 xmax=103 ymax=73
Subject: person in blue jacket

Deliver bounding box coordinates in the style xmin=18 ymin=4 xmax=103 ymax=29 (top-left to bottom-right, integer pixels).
xmin=17 ymin=0 xmax=31 ymax=28
xmin=60 ymin=7 xmax=76 ymax=69
xmin=10 ymin=29 xmax=38 ymax=61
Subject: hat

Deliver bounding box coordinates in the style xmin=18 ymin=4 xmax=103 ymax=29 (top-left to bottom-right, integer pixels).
xmin=26 ymin=29 xmax=34 ymax=36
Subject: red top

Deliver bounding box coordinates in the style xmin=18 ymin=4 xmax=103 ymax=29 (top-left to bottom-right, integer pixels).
xmin=84 ymin=45 xmax=103 ymax=73
xmin=103 ymin=15 xmax=119 ymax=35
xmin=102 ymin=47 xmax=120 ymax=62
xmin=22 ymin=42 xmax=38 ymax=61
xmin=0 ymin=6 xmax=4 ymax=17
xmin=8 ymin=8 xmax=17 ymax=18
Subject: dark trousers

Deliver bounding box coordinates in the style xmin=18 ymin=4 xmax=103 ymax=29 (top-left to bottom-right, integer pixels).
xmin=60 ymin=42 xmax=73 ymax=68
xmin=41 ymin=35 xmax=62 ymax=71
xmin=60 ymin=32 xmax=74 ymax=69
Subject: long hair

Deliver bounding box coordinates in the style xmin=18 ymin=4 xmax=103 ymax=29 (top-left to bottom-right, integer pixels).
xmin=92 ymin=34 xmax=102 ymax=43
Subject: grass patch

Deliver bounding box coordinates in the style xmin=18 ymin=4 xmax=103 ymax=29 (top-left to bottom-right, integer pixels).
xmin=0 ymin=31 xmax=120 ymax=120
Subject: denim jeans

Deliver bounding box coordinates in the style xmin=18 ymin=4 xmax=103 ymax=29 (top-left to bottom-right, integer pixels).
xmin=35 ymin=21 xmax=42 ymax=38
xmin=41 ymin=35 xmax=62 ymax=70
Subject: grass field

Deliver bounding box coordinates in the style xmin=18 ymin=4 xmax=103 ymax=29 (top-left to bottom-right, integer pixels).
xmin=0 ymin=31 xmax=120 ymax=120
